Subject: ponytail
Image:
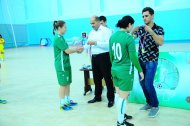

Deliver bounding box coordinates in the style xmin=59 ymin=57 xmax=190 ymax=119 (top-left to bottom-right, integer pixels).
xmin=53 ymin=21 xmax=57 ymax=35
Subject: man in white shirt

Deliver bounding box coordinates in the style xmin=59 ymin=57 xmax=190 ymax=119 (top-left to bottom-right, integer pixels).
xmin=87 ymin=16 xmax=115 ymax=108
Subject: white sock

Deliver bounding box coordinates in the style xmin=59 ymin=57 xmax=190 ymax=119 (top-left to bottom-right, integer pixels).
xmin=65 ymin=96 xmax=71 ymax=104
xmin=60 ymin=98 xmax=65 ymax=106
xmin=117 ymin=97 xmax=127 ymax=123
xmin=122 ymin=99 xmax=127 ymax=116
xmin=115 ymin=93 xmax=119 ymax=105
xmin=67 ymin=96 xmax=71 ymax=102
xmin=64 ymin=96 xmax=69 ymax=104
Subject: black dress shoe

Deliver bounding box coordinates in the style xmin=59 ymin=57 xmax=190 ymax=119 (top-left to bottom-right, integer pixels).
xmin=124 ymin=114 xmax=133 ymax=120
xmin=108 ymin=101 xmax=114 ymax=108
xmin=88 ymin=98 xmax=101 ymax=103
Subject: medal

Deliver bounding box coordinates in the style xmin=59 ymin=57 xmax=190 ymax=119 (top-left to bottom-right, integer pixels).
xmin=140 ymin=32 xmax=147 ymax=54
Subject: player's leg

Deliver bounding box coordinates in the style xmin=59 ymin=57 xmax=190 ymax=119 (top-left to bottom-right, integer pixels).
xmin=0 ymin=46 xmax=4 ymax=60
xmin=145 ymin=62 xmax=159 ymax=117
xmin=88 ymin=55 xmax=103 ymax=103
xmin=115 ymin=86 xmax=119 ymax=104
xmin=64 ymin=70 xmax=77 ymax=106
xmin=2 ymin=52 xmax=5 ymax=60
xmin=117 ymin=90 xmax=134 ymax=126
xmin=59 ymin=85 xmax=66 ymax=105
xmin=115 ymin=84 xmax=132 ymax=121
xmin=57 ymin=71 xmax=72 ymax=111
xmin=100 ymin=53 xmax=114 ymax=106
xmin=116 ymin=75 xmax=134 ymax=126
xmin=139 ymin=61 xmax=151 ymax=111
xmin=65 ymin=85 xmax=77 ymax=106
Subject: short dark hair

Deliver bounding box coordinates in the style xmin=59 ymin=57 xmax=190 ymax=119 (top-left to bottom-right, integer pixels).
xmin=99 ymin=16 xmax=107 ymax=22
xmin=0 ymin=34 xmax=2 ymax=38
xmin=94 ymin=16 xmax=100 ymax=21
xmin=142 ymin=7 xmax=154 ymax=15
xmin=53 ymin=20 xmax=65 ymax=35
xmin=116 ymin=16 xmax=134 ymax=28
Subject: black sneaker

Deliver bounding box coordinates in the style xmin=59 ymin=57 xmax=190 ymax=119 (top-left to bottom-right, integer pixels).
xmin=108 ymin=101 xmax=114 ymax=108
xmin=124 ymin=114 xmax=133 ymax=120
xmin=117 ymin=120 xmax=134 ymax=126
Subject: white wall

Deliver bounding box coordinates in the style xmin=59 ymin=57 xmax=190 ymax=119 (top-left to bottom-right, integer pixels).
xmin=0 ymin=0 xmax=26 ymax=24
xmin=1 ymin=0 xmax=190 ymax=24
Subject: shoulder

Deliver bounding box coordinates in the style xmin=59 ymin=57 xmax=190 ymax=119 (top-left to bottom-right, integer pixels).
xmin=54 ymin=35 xmax=65 ymax=42
xmin=126 ymin=33 xmax=135 ymax=44
xmin=111 ymin=31 xmax=122 ymax=38
xmin=154 ymin=24 xmax=164 ymax=35
xmin=139 ymin=26 xmax=144 ymax=31
xmin=156 ymin=24 xmax=163 ymax=29
xmin=101 ymin=25 xmax=112 ymax=33
xmin=126 ymin=33 xmax=134 ymax=40
xmin=88 ymin=29 xmax=95 ymax=36
xmin=154 ymin=24 xmax=164 ymax=31
xmin=54 ymin=35 xmax=66 ymax=46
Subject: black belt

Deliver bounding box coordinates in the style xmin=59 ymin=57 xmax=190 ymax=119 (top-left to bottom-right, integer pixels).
xmin=92 ymin=52 xmax=109 ymax=57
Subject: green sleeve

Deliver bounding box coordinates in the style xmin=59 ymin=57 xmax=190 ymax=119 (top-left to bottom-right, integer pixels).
xmin=109 ymin=38 xmax=114 ymax=63
xmin=56 ymin=37 xmax=69 ymax=51
xmin=127 ymin=36 xmax=142 ymax=73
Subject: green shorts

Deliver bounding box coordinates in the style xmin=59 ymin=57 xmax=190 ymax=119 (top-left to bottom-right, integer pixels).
xmin=111 ymin=70 xmax=134 ymax=91
xmin=56 ymin=70 xmax=72 ymax=86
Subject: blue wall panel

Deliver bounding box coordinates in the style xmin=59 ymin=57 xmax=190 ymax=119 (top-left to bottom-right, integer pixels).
xmin=26 ymin=8 xmax=190 ymax=45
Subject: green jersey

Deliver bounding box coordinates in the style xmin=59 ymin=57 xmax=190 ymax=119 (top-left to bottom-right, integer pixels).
xmin=109 ymin=31 xmax=142 ymax=73
xmin=54 ymin=34 xmax=71 ymax=71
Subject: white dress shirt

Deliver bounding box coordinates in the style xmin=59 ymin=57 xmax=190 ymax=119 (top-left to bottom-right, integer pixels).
xmin=85 ymin=25 xmax=112 ymax=55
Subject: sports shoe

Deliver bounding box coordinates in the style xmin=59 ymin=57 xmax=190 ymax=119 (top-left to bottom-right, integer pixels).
xmin=148 ymin=107 xmax=159 ymax=118
xmin=60 ymin=104 xmax=73 ymax=111
xmin=140 ymin=104 xmax=151 ymax=111
xmin=69 ymin=100 xmax=78 ymax=106
xmin=0 ymin=99 xmax=7 ymax=104
xmin=124 ymin=114 xmax=132 ymax=120
xmin=117 ymin=120 xmax=134 ymax=126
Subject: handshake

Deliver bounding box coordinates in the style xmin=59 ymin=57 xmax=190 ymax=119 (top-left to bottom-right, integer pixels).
xmin=75 ymin=46 xmax=84 ymax=54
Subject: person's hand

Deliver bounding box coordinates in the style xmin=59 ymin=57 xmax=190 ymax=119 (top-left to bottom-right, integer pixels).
xmin=76 ymin=46 xmax=84 ymax=53
xmin=87 ymin=40 xmax=97 ymax=45
xmin=131 ymin=26 xmax=139 ymax=38
xmin=144 ymin=25 xmax=154 ymax=35
xmin=139 ymin=72 xmax=144 ymax=81
xmin=133 ymin=26 xmax=139 ymax=32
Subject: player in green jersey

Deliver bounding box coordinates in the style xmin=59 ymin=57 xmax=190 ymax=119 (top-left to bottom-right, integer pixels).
xmin=53 ymin=20 xmax=83 ymax=111
xmin=109 ymin=16 xmax=144 ymax=126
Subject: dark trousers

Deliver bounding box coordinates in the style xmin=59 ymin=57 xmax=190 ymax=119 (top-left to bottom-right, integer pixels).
xmin=139 ymin=61 xmax=159 ymax=107
xmin=91 ymin=52 xmax=114 ymax=102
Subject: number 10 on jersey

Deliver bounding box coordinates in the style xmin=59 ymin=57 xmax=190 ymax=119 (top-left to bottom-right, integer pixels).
xmin=112 ymin=42 xmax=122 ymax=61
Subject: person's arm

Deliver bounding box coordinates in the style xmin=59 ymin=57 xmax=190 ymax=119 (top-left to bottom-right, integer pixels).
xmin=109 ymin=38 xmax=114 ymax=64
xmin=56 ymin=38 xmax=82 ymax=54
xmin=144 ymin=26 xmax=164 ymax=46
xmin=64 ymin=47 xmax=78 ymax=54
xmin=127 ymin=36 xmax=144 ymax=81
xmin=65 ymin=46 xmax=84 ymax=54
xmin=88 ymin=28 xmax=112 ymax=49
xmin=127 ymin=36 xmax=142 ymax=73
xmin=131 ymin=26 xmax=139 ymax=39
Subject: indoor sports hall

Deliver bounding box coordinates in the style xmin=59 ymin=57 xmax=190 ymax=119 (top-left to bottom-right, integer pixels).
xmin=0 ymin=0 xmax=190 ymax=126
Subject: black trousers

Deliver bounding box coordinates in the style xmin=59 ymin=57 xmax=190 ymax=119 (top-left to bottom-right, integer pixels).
xmin=91 ymin=52 xmax=114 ymax=102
